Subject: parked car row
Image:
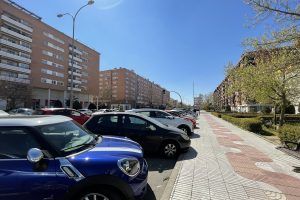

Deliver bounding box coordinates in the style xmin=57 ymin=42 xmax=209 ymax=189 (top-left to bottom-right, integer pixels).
xmin=0 ymin=108 xmax=197 ymax=200
xmin=128 ymin=109 xmax=194 ymax=135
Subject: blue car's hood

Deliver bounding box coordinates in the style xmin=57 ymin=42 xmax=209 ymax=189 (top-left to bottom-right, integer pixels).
xmin=69 ymin=136 xmax=143 ymax=160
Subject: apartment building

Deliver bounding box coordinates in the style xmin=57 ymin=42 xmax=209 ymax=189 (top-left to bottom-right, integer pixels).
xmin=99 ymin=68 xmax=170 ymax=110
xmin=213 ymin=52 xmax=266 ymax=112
xmin=0 ymin=0 xmax=100 ymax=109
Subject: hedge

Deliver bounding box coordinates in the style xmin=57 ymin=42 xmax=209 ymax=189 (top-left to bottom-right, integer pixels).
xmin=221 ymin=115 xmax=262 ymax=133
xmin=278 ymin=124 xmax=300 ymax=144
xmin=211 ymin=112 xmax=222 ymax=118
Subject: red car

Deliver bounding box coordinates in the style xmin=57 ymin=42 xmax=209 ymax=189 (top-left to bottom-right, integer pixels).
xmin=34 ymin=108 xmax=90 ymax=125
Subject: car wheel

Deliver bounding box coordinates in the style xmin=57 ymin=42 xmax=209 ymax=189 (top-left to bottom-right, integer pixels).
xmin=162 ymin=141 xmax=178 ymax=158
xmin=79 ymin=188 xmax=123 ymax=200
xmin=178 ymin=125 xmax=191 ymax=136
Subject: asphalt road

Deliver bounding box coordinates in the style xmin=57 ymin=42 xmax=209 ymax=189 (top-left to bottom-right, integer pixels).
xmin=143 ymin=156 xmax=177 ymax=200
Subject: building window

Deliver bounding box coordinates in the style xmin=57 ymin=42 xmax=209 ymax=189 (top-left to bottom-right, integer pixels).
xmin=43 ymin=32 xmax=65 ymax=44
xmin=42 ymin=50 xmax=53 ymax=57
xmin=41 ymin=68 xmax=64 ymax=78
xmin=82 ymin=72 xmax=88 ymax=77
xmin=42 ymin=59 xmax=64 ymax=69
xmin=41 ymin=78 xmax=64 ymax=86
xmin=44 ymin=41 xmax=64 ymax=52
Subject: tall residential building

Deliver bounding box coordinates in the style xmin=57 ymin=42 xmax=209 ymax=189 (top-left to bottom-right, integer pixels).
xmin=99 ymin=68 xmax=170 ymax=110
xmin=0 ymin=0 xmax=100 ymax=109
xmin=213 ymin=52 xmax=259 ymax=112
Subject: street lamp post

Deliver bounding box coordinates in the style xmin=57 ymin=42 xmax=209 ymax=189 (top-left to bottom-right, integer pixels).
xmin=170 ymin=91 xmax=183 ymax=108
xmin=57 ymin=0 xmax=94 ymax=109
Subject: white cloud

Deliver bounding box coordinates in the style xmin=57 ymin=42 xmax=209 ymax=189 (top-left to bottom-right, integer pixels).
xmin=95 ymin=0 xmax=123 ymax=10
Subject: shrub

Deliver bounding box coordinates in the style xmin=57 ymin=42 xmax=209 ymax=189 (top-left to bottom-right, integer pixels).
xmin=222 ymin=115 xmax=262 ymax=133
xmin=73 ymin=100 xmax=82 ymax=110
xmin=262 ymin=106 xmax=272 ymax=114
xmin=88 ymin=103 xmax=97 ymax=110
xmin=278 ymin=124 xmax=300 ymax=147
xmin=285 ymin=105 xmax=296 ymax=114
xmin=227 ymin=113 xmax=258 ymax=118
xmin=225 ymin=105 xmax=231 ymax=112
xmin=54 ymin=100 xmax=63 ymax=108
xmin=211 ymin=112 xmax=222 ymax=118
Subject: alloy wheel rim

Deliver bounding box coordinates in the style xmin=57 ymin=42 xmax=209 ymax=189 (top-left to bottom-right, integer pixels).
xmin=164 ymin=144 xmax=177 ymax=156
xmin=81 ymin=193 xmax=110 ymax=200
xmin=181 ymin=128 xmax=188 ymax=133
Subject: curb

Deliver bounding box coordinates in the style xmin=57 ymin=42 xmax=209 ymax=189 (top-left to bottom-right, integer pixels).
xmin=160 ymin=153 xmax=184 ymax=200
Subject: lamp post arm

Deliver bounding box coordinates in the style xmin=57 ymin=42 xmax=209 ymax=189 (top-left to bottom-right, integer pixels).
xmin=170 ymin=91 xmax=183 ymax=107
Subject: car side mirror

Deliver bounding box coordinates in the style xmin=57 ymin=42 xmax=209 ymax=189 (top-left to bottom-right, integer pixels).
xmin=27 ymin=148 xmax=44 ymax=163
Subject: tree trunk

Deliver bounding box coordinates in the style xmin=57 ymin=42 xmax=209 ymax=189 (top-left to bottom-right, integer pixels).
xmin=273 ymin=104 xmax=277 ymax=125
xmin=279 ymin=95 xmax=287 ymax=127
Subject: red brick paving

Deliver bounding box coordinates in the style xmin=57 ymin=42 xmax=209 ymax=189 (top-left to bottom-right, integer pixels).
xmin=204 ymin=115 xmax=300 ymax=199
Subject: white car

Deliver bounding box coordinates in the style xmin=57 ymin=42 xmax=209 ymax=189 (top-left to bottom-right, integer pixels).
xmin=0 ymin=110 xmax=9 ymax=116
xmin=128 ymin=109 xmax=194 ymax=135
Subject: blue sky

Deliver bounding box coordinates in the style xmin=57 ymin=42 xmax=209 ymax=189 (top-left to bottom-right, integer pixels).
xmin=15 ymin=0 xmax=265 ymax=104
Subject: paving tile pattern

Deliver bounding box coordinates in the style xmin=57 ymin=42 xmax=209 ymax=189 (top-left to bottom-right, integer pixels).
xmin=169 ymin=113 xmax=300 ymax=200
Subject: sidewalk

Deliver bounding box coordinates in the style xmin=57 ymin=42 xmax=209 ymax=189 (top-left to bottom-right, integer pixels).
xmin=167 ymin=112 xmax=300 ymax=200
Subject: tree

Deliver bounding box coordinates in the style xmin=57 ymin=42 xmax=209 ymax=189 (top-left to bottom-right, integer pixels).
xmin=88 ymin=103 xmax=97 ymax=110
xmin=0 ymin=81 xmax=32 ymax=110
xmin=227 ymin=48 xmax=300 ymax=126
xmin=233 ymin=0 xmax=300 ymax=126
xmin=54 ymin=100 xmax=63 ymax=108
xmin=73 ymin=100 xmax=82 ymax=110
xmin=244 ymin=0 xmax=300 ymax=48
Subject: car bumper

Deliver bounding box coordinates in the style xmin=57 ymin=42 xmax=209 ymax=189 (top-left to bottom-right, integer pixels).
xmin=179 ymin=138 xmax=191 ymax=151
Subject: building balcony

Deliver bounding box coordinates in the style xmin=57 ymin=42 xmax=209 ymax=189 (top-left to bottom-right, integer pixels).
xmin=0 ymin=27 xmax=32 ymax=42
xmin=69 ymin=55 xmax=82 ymax=62
xmin=0 ymin=75 xmax=30 ymax=84
xmin=69 ymin=62 xmax=82 ymax=70
xmin=68 ymin=70 xmax=82 ymax=77
xmin=0 ymin=39 xmax=32 ymax=53
xmin=67 ymin=87 xmax=81 ymax=92
xmin=69 ymin=47 xmax=83 ymax=55
xmin=0 ymin=62 xmax=31 ymax=74
xmin=68 ymin=79 xmax=82 ymax=84
xmin=0 ymin=50 xmax=31 ymax=63
xmin=1 ymin=15 xmax=33 ymax=33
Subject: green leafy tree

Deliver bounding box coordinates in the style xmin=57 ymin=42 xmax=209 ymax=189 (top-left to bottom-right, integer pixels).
xmin=228 ymin=0 xmax=300 ymax=126
xmin=227 ymin=48 xmax=300 ymax=126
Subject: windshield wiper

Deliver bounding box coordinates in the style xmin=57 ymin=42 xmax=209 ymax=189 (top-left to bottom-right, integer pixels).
xmin=62 ymin=142 xmax=95 ymax=152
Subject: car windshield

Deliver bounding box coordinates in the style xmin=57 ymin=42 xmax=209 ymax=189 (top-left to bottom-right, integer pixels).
xmin=36 ymin=121 xmax=100 ymax=155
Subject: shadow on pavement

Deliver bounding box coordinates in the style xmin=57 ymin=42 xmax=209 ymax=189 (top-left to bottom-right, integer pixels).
xmin=190 ymin=133 xmax=200 ymax=139
xmin=179 ymin=147 xmax=198 ymax=161
xmin=143 ymin=184 xmax=157 ymax=200
xmin=145 ymin=156 xmax=177 ymax=172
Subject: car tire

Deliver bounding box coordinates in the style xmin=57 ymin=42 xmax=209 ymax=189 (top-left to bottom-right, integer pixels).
xmin=161 ymin=141 xmax=179 ymax=158
xmin=78 ymin=187 xmax=123 ymax=200
xmin=178 ymin=125 xmax=191 ymax=136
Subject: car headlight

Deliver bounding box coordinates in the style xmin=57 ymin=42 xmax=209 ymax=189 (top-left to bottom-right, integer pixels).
xmin=118 ymin=158 xmax=140 ymax=177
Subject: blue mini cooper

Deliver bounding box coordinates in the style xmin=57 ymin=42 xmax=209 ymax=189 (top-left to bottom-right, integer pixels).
xmin=0 ymin=115 xmax=148 ymax=200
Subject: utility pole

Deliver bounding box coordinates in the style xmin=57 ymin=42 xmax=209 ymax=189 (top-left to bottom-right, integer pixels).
xmin=193 ymin=81 xmax=195 ymax=108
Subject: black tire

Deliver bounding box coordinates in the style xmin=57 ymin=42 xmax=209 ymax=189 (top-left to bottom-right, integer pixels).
xmin=161 ymin=141 xmax=179 ymax=158
xmin=178 ymin=125 xmax=191 ymax=136
xmin=78 ymin=187 xmax=123 ymax=200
